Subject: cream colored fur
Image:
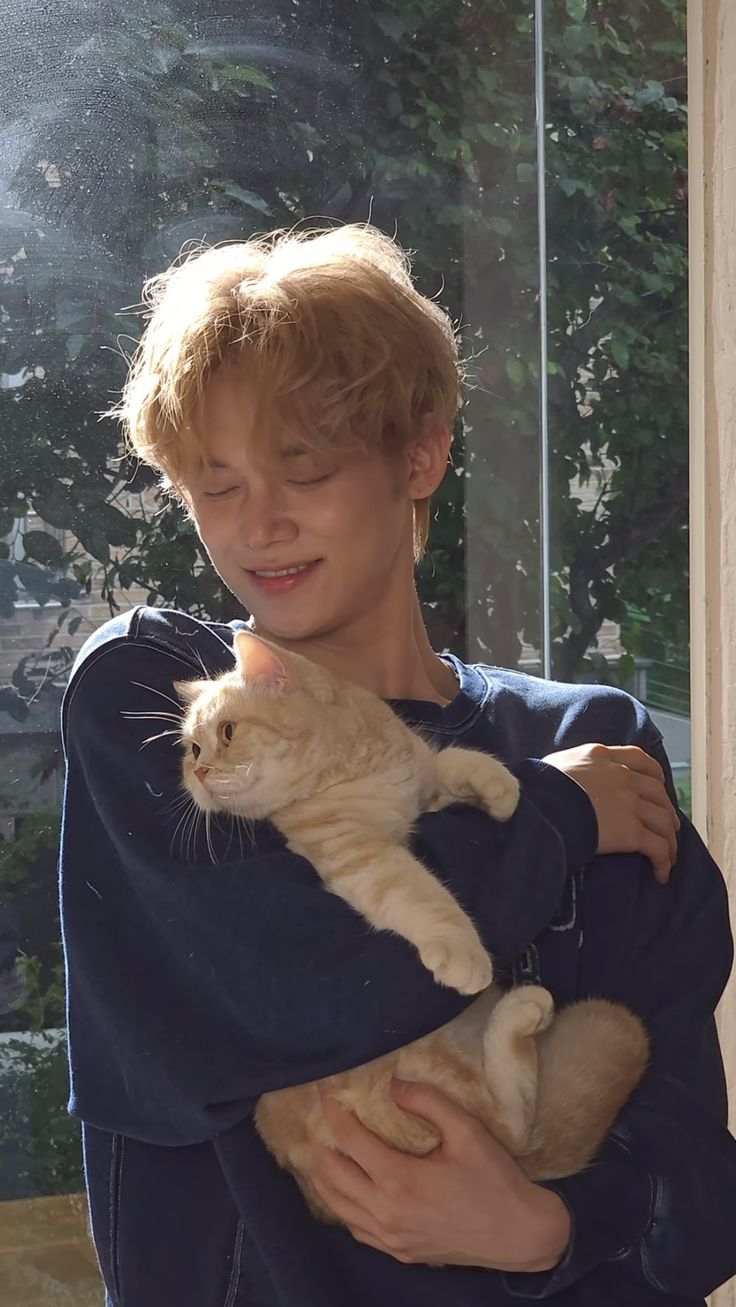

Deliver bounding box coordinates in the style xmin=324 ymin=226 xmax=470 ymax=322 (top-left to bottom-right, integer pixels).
xmin=176 ymin=632 xmax=649 ymax=1224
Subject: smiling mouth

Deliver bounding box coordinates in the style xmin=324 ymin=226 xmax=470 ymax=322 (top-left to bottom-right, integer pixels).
xmin=251 ymin=563 xmax=315 ymax=578
xmin=244 ymin=559 xmax=323 ymax=592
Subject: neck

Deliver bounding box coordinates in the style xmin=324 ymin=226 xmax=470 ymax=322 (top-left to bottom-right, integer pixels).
xmin=253 ymin=589 xmax=459 ymax=704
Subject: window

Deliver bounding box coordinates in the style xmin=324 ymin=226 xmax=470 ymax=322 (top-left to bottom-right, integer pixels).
xmin=0 ymin=2 xmax=689 ymax=1299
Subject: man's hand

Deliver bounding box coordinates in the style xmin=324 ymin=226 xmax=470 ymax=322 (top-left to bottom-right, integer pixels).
xmin=543 ymin=743 xmax=680 ymax=884
xmin=308 ymin=1080 xmax=571 ymax=1272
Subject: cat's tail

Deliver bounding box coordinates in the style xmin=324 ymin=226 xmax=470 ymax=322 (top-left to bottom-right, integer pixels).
xmin=517 ymin=997 xmax=649 ymax=1182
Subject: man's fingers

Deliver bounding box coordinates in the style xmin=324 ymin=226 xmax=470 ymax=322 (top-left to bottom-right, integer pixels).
xmin=640 ymin=830 xmax=673 ymax=884
xmin=634 ymin=774 xmax=681 ymax=825
xmin=605 ymin=745 xmax=665 ymax=784
xmin=639 ymin=799 xmax=678 ymax=863
xmin=309 ymin=1165 xmax=380 ymax=1237
xmin=391 ymin=1079 xmax=483 ymax=1157
xmin=310 ymin=1138 xmax=374 ymax=1205
xmin=320 ymin=1094 xmax=409 ymax=1183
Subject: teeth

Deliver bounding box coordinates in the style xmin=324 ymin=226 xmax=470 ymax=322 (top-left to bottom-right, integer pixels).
xmin=254 ymin=564 xmax=311 ymax=578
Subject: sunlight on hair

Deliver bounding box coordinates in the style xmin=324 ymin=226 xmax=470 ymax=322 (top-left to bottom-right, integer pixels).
xmin=104 ymin=223 xmax=464 ymax=560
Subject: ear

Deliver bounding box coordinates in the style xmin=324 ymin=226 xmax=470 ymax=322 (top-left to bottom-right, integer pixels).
xmin=407 ymin=413 xmax=452 ymax=501
xmin=232 ymin=631 xmax=293 ymax=692
xmin=173 ymin=678 xmax=206 ymax=705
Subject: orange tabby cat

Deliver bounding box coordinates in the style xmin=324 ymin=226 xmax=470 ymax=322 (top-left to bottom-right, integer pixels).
xmin=176 ymin=631 xmax=648 ymax=1223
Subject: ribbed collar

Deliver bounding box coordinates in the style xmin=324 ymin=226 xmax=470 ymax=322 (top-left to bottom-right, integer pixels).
xmin=388 ymin=654 xmax=492 ymax=738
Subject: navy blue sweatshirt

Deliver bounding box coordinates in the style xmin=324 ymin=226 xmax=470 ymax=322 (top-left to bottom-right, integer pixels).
xmin=59 ymin=607 xmax=736 ymax=1306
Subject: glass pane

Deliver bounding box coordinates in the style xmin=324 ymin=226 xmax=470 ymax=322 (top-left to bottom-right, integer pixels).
xmin=0 ymin=0 xmax=690 ymax=1298
xmin=1 ymin=2 xmax=537 ymax=1298
xmin=544 ymin=1 xmax=690 ymax=809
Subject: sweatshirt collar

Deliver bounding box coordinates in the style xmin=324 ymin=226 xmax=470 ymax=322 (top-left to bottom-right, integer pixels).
xmin=388 ymin=654 xmax=492 ymax=737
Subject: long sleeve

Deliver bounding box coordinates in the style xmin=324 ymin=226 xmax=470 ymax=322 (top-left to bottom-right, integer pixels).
xmin=503 ymin=741 xmax=736 ymax=1300
xmin=60 ymin=638 xmax=595 ymax=1147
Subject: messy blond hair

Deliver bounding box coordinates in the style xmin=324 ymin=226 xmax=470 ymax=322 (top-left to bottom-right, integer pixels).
xmin=109 ymin=223 xmax=463 ymax=559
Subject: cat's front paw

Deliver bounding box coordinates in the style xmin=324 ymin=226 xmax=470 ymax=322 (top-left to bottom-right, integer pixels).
xmin=419 ymin=935 xmax=493 ymax=995
xmin=474 ymin=766 xmax=521 ymax=822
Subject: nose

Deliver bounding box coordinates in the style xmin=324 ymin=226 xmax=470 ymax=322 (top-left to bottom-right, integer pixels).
xmin=240 ymin=484 xmax=297 ymax=552
xmin=194 ymin=766 xmax=210 ymax=782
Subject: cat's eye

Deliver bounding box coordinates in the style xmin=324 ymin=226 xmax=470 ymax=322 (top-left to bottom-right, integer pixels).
xmin=220 ymin=721 xmax=234 ymax=745
xmin=191 ymin=743 xmax=201 ymax=760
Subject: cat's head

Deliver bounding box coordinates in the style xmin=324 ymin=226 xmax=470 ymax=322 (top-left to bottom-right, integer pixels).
xmin=175 ymin=631 xmax=347 ymax=820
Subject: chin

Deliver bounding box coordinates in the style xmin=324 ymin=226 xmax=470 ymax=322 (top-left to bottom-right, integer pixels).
xmin=242 ymin=600 xmax=341 ymax=644
xmin=258 ymin=616 xmax=334 ymax=643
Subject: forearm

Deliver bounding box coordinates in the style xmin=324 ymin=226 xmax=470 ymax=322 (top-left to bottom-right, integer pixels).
xmin=501 ymin=820 xmax=736 ymax=1301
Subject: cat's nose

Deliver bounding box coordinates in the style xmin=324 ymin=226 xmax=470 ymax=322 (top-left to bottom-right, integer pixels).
xmin=194 ymin=765 xmax=210 ymax=782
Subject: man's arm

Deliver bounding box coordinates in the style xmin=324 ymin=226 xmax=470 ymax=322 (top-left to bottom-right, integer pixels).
xmin=502 ymin=805 xmax=736 ymax=1300
xmin=60 ymin=639 xmax=595 ymax=1144
xmin=500 ymin=720 xmax=736 ymax=1300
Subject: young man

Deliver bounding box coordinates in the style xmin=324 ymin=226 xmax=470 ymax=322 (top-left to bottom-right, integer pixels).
xmin=61 ymin=224 xmax=736 ymax=1306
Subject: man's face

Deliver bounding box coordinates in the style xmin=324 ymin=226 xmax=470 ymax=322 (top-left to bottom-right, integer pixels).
xmin=185 ymin=367 xmax=417 ymax=643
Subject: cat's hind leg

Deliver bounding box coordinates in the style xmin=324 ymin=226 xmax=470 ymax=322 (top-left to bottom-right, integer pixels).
xmin=480 ymin=986 xmax=554 ymax=1154
xmin=518 ymin=998 xmax=649 ymax=1181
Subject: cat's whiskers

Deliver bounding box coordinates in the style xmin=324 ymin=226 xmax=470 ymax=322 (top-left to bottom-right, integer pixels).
xmin=139 ymin=728 xmax=182 ymax=750
xmin=130 ymin=680 xmax=186 ymax=712
xmin=169 ymin=794 xmax=197 ymax=857
xmin=181 ymin=801 xmax=202 ymax=863
xmin=121 ymin=710 xmax=182 ymax=725
xmin=189 ymin=808 xmax=205 ymax=863
xmin=236 ymin=812 xmax=256 ymax=848
xmin=161 ymin=789 xmax=193 ymax=818
xmin=192 ymin=647 xmax=210 ymax=679
xmin=205 ymin=810 xmax=218 ymax=865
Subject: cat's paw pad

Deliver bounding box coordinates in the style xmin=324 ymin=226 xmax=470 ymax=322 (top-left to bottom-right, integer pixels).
xmin=503 ymin=985 xmax=555 ymax=1036
xmin=420 ymin=937 xmax=493 ymax=995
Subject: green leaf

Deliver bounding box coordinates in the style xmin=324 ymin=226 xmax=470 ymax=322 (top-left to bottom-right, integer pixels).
xmin=506 ymin=357 xmax=525 ymax=388
xmin=15 ymin=562 xmax=54 ymax=605
xmin=476 ymin=122 xmax=507 ymax=147
xmin=215 ymin=183 xmax=273 ymax=215
xmin=21 ymin=530 xmax=64 ymax=568
xmin=476 ymin=69 xmax=498 ymax=95
xmin=228 ymin=65 xmax=275 ymax=92
xmin=516 ymin=162 xmax=536 ymax=185
xmin=565 ymin=0 xmax=588 ymax=21
xmin=618 ymin=652 xmax=636 ymax=685
xmin=611 ymin=339 xmax=630 ymax=370
xmin=374 ymin=12 xmax=406 ymax=41
xmin=488 ymin=216 xmax=513 ymax=238
xmin=558 ymin=177 xmax=592 ymax=198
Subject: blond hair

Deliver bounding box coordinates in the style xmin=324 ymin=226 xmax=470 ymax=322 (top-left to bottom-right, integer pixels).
xmin=108 ymin=224 xmax=463 ymax=559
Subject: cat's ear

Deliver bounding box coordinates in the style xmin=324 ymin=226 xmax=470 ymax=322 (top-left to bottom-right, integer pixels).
xmin=173 ymin=678 xmax=206 ymax=705
xmin=232 ymin=632 xmax=293 ymax=692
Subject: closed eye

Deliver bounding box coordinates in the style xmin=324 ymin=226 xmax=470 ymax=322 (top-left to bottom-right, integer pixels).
xmin=288 ymin=474 xmax=332 ymax=487
xmin=203 ymin=486 xmax=239 ymax=499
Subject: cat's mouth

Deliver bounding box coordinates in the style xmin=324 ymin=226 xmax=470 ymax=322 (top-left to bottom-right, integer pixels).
xmin=192 ymin=771 xmax=248 ymax=808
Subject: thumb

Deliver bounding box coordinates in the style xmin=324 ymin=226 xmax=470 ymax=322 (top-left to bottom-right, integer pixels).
xmin=391 ymin=1078 xmax=480 ymax=1149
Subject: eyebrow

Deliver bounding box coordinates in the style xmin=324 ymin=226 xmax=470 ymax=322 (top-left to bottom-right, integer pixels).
xmin=206 ymin=446 xmax=310 ymax=471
